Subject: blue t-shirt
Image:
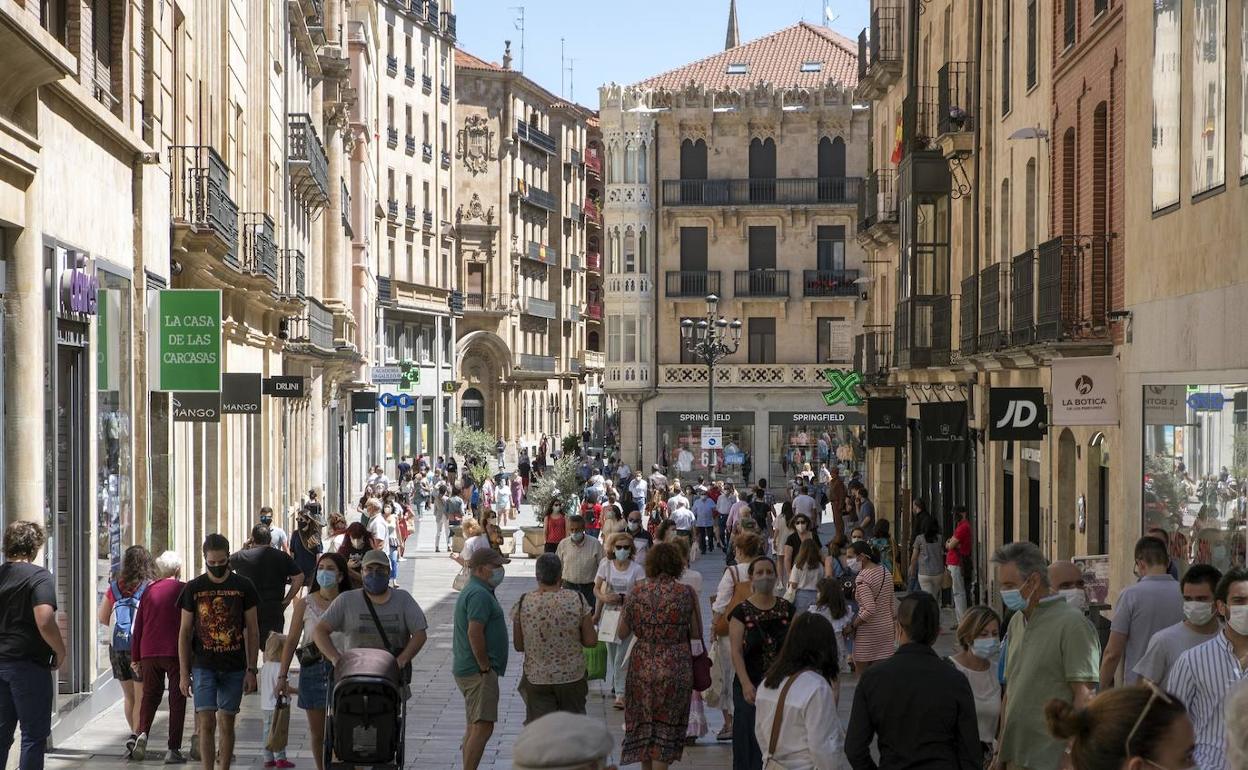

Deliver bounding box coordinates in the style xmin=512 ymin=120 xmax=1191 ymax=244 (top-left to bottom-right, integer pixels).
xmin=452 ymin=576 xmax=509 ymax=677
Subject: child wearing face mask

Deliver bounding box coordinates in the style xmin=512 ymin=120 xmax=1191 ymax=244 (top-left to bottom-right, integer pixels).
xmin=948 ymin=606 xmax=1004 ymax=757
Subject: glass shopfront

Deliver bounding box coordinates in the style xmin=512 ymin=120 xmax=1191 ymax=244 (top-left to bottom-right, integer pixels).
xmin=1143 ymin=383 xmax=1248 ymax=572
xmin=768 ymin=411 xmax=865 ymax=485
xmin=656 ymin=412 xmax=754 ymax=485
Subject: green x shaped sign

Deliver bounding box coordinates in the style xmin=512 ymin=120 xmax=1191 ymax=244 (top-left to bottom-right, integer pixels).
xmin=821 ymin=369 xmax=864 ymax=407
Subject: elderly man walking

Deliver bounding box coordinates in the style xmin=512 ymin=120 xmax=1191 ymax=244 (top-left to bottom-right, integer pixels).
xmin=513 ymin=554 xmax=598 ymax=723
xmin=555 ymin=514 xmax=603 ymax=611
xmin=992 ymin=542 xmax=1100 ymax=770
xmin=453 ymin=549 xmax=509 ymax=770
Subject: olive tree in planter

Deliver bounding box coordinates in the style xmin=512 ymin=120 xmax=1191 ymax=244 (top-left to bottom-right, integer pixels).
xmin=450 ymin=424 xmax=499 ymax=488
xmin=528 ymin=455 xmax=581 ymax=523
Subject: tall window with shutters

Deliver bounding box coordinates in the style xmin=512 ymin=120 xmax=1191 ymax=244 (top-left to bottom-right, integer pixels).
xmin=817 ymin=318 xmax=851 ymax=364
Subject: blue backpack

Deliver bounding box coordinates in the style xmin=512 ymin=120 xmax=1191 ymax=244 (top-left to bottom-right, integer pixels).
xmin=110 ymin=580 xmax=149 ymax=652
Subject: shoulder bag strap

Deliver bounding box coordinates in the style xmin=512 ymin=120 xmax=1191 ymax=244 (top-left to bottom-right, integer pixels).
xmin=362 ymin=592 xmax=394 ymax=651
xmin=768 ymin=672 xmax=804 ymax=757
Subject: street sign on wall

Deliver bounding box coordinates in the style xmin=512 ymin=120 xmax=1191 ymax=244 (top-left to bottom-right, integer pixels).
xmin=148 ymin=289 xmax=222 ymax=392
xmin=700 ymin=426 xmax=722 ymax=449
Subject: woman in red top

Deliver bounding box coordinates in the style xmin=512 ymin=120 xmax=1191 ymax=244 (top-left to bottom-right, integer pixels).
xmin=543 ymin=497 xmax=567 ymax=553
xmin=945 ymin=505 xmax=973 ymax=622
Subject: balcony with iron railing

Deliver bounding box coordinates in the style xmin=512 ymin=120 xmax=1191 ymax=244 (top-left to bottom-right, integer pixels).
xmin=857 ymin=169 xmax=899 ymax=235
xmin=281 ymin=248 xmax=307 ymax=299
xmin=802 ymin=269 xmax=861 ymax=297
xmin=523 ymin=241 xmax=559 ymax=267
xmin=903 ymin=86 xmax=940 ymax=152
xmin=427 ymin=1 xmax=439 ymax=25
xmin=517 ymin=181 xmax=557 ymax=212
xmin=422 ymin=142 xmax=433 ymax=162
xmin=583 ymin=198 xmax=602 ymax=224
xmin=570 ymin=203 xmax=583 ymax=222
xmin=661 ymin=177 xmax=861 ymax=207
xmin=386 ymin=126 xmax=398 ymax=147
xmin=241 ymin=212 xmax=278 ymax=283
xmin=441 ymin=150 xmax=451 ymax=169
xmin=977 ymin=261 xmax=1008 ymax=352
xmin=517 ymin=353 xmax=557 ymax=373
xmin=386 ymin=198 xmax=399 ymax=221
xmin=1036 ymin=235 xmax=1113 ymax=343
xmin=937 ymin=61 xmax=976 ymax=158
xmin=170 ymin=145 xmax=240 ymax=264
xmin=405 ymin=134 xmax=416 ymax=155
xmin=665 ymin=270 xmax=721 ymax=298
xmin=386 ymin=55 xmax=398 ymax=76
xmin=862 ymin=329 xmax=893 ymax=383
xmin=585 ymin=301 xmax=603 ymax=320
xmin=287 ymin=296 xmax=336 ymax=353
xmin=440 ymin=83 xmax=451 ymax=103
xmin=857 ymin=5 xmax=903 ymax=99
xmin=404 ymin=204 xmax=417 ymax=228
xmin=959 ymin=274 xmax=978 ymax=355
xmin=464 ymin=292 xmax=512 ymax=314
xmin=585 ymin=146 xmax=603 ymax=177
xmin=516 ymin=120 xmax=557 ymax=154
xmin=423 ymin=209 xmax=434 ymax=229
xmin=288 ymin=113 xmax=330 ymax=210
xmin=585 ymin=251 xmax=602 ymax=271
xmin=408 ymin=0 xmax=427 ymax=17
xmin=422 ymin=74 xmax=433 ymax=94
xmin=1010 ymin=248 xmax=1036 ymax=347
xmin=404 ymin=64 xmax=416 ymax=84
xmin=734 ymin=269 xmax=790 ymax=297
xmin=566 ymin=253 xmax=581 ymax=271
xmin=894 ymin=295 xmax=952 ymax=369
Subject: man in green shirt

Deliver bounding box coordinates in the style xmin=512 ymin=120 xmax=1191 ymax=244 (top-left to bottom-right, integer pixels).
xmin=993 ymin=542 xmax=1100 ymax=770
xmin=452 ymin=548 xmax=509 ymax=770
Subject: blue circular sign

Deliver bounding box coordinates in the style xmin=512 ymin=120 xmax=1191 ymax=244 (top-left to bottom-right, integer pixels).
xmin=397 ymin=394 xmax=414 ymax=409
xmin=379 ymin=393 xmax=396 ymax=408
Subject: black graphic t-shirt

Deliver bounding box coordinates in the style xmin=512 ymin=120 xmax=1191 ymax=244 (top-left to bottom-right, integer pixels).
xmin=178 ymin=573 xmax=259 ymax=671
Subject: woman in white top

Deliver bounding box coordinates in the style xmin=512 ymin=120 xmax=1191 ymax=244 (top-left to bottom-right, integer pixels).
xmin=594 ymin=532 xmax=646 ymax=709
xmin=754 ymin=612 xmax=848 ymax=770
xmin=787 ymin=539 xmax=824 ymax=613
xmin=947 ymin=605 xmax=1003 ymax=754
xmin=450 ymin=517 xmax=487 ymax=568
xmin=710 ymin=531 xmax=766 ymax=742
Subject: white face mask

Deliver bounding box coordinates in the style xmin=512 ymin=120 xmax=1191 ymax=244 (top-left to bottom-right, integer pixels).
xmin=1227 ymin=605 xmax=1248 ymax=636
xmin=1183 ymin=600 xmax=1215 ymax=626
xmin=1059 ymin=588 xmax=1088 ymax=611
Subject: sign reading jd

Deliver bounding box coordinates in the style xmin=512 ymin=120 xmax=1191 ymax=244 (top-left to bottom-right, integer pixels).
xmin=148 ymin=289 xmax=222 ymax=392
xmin=988 ymin=387 xmax=1048 ymax=441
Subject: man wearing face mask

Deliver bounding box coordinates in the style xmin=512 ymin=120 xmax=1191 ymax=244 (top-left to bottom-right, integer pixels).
xmin=1048 ymin=560 xmax=1112 ymax=655
xmin=1133 ymin=563 xmax=1222 ymax=686
xmin=1164 ymin=568 xmax=1248 ymax=770
xmin=991 ymin=542 xmax=1100 ymax=770
xmin=452 ymin=548 xmax=510 ymax=770
xmin=257 ymin=506 xmax=289 ymax=553
xmin=626 ymin=512 xmax=653 ymax=562
xmin=555 ymin=515 xmax=603 ymax=611
xmin=312 ymin=550 xmax=428 ymax=690
xmin=1099 ymin=536 xmax=1183 ymax=690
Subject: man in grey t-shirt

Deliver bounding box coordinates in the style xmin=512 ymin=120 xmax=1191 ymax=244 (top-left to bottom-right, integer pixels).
xmin=1133 ymin=563 xmax=1222 ymax=685
xmin=1100 ymin=536 xmax=1183 ymax=688
xmin=313 ymin=551 xmax=428 ymax=674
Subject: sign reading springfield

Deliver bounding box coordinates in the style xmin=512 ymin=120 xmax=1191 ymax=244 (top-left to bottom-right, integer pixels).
xmin=149 ymin=289 xmax=222 ymax=392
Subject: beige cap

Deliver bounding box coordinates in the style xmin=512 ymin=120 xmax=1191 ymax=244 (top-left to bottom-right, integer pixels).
xmin=512 ymin=712 xmax=614 ymax=769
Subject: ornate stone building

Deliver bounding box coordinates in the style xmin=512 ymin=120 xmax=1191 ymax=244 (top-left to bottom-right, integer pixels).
xmin=453 ymin=45 xmax=592 ymax=459
xmin=600 ymin=19 xmax=869 ymax=483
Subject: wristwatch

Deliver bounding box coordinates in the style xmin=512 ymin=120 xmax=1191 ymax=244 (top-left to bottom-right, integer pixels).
xmin=248 ymin=667 xmax=259 ymax=674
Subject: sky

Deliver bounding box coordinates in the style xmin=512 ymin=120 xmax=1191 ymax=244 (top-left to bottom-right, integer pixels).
xmin=454 ymin=0 xmax=869 ymax=108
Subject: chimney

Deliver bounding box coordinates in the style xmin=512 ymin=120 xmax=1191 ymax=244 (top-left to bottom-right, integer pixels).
xmin=503 ymin=40 xmax=513 ymax=70
xmin=725 ymin=0 xmax=740 ymax=50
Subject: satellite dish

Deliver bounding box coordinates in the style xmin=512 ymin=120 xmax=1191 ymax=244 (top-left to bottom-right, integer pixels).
xmin=825 ymin=7 xmax=838 ymax=23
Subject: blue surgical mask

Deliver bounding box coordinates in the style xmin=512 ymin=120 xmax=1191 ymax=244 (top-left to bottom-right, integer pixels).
xmin=615 ymin=547 xmax=631 ymax=561
xmin=971 ymin=637 xmax=1001 ymax=659
xmin=1000 ymin=589 xmax=1027 ymax=612
xmin=363 ymin=572 xmax=389 ymax=595
xmin=316 ymin=569 xmax=338 ymax=589
xmin=571 ymin=532 xmax=585 ymax=543
xmin=488 ymin=566 xmax=506 ymax=587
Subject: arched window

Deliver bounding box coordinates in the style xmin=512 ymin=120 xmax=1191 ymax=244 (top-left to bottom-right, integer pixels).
xmin=638 ymin=228 xmax=648 ymax=274
xmin=587 ymin=330 xmax=600 ymax=351
xmin=1092 ymin=102 xmax=1109 ymax=320
xmin=609 ymin=141 xmax=623 ymax=183
xmin=749 ymin=138 xmax=777 ymax=202
xmin=637 ymin=142 xmax=648 ymax=183
xmin=608 ymin=229 xmax=620 ymax=273
xmin=624 ymin=142 xmax=637 ymax=183
xmin=817 ymin=137 xmax=847 ymax=200
xmin=624 ymin=227 xmax=636 ymax=273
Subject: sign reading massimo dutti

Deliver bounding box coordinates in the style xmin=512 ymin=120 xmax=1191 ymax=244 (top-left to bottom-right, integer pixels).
xmin=148 ymin=289 xmax=222 ymax=392
xmin=866 ymin=398 xmax=907 ymax=447
xmin=919 ymin=401 xmax=969 ymax=464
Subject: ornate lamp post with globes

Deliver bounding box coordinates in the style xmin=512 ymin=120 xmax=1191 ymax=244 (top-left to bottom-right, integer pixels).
xmin=679 ymin=294 xmax=742 ymax=480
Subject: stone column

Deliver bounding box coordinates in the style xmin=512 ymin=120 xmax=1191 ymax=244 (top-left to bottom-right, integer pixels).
xmin=323 ymin=124 xmax=345 ymax=303
xmin=4 ymin=179 xmax=46 ymax=525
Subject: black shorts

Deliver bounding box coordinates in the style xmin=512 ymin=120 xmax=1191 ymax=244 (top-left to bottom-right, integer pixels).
xmin=110 ymin=647 xmax=139 ymax=682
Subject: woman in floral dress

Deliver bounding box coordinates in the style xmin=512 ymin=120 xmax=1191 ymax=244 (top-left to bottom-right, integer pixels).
xmin=618 ymin=541 xmax=701 ymax=769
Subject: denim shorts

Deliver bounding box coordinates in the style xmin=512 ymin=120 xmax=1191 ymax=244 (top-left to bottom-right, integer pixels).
xmin=192 ymin=667 xmax=245 ymax=713
xmin=297 ymin=659 xmax=333 ymax=710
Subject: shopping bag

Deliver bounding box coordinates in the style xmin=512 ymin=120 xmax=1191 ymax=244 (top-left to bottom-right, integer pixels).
xmin=584 ymin=641 xmax=608 ymax=681
xmin=452 ymin=567 xmax=470 ymax=591
xmin=702 ymin=640 xmax=724 ymax=709
xmin=597 ymin=607 xmax=622 ymax=644
xmin=265 ymin=696 xmax=290 ymax=753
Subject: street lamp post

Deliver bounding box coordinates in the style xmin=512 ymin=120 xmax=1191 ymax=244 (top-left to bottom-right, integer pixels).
xmin=679 ymin=294 xmax=742 ymax=481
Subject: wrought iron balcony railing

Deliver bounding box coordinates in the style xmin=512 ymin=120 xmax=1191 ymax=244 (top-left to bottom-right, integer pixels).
xmin=405 ymin=204 xmax=417 ymax=227
xmin=1010 ymin=248 xmax=1036 ymax=346
xmin=441 ymin=150 xmax=451 ymax=169
xmin=516 ymin=120 xmax=557 ymax=154
xmin=661 ymin=177 xmax=861 ymax=206
xmin=281 ymin=248 xmax=306 ymax=299
xmin=665 ymin=270 xmax=721 ymax=297
xmin=463 ymin=293 xmax=512 ymax=314
xmin=288 ymin=113 xmax=330 ymax=209
xmin=422 ymin=75 xmax=433 ymax=94
xmin=858 ymin=6 xmax=903 ymax=82
xmin=524 ymin=241 xmax=559 ymax=266
xmin=404 ymin=65 xmax=416 ymax=84
xmin=937 ymin=61 xmax=977 ymax=135
xmin=734 ymin=269 xmax=790 ymax=297
xmin=241 ymin=212 xmax=278 ymax=282
xmin=858 ymin=169 xmax=898 ymax=231
xmin=1036 ymin=235 xmax=1113 ymax=342
xmin=423 ymin=209 xmax=434 ymax=229
xmin=978 ymin=261 xmax=1008 ymax=351
xmin=170 ymin=144 xmax=239 ymax=263
xmin=386 ymin=198 xmax=399 ymax=220
xmin=386 ymin=55 xmax=398 ymax=76
xmin=405 ymin=134 xmax=416 ymax=155
xmin=802 ymin=269 xmax=861 ymax=297
xmin=517 ymin=181 xmax=557 ymax=212
xmin=959 ymin=274 xmax=978 ymax=355
xmin=585 ymin=146 xmax=603 ymax=176
xmin=423 ymin=142 xmax=433 ymax=162
xmin=585 ymin=252 xmax=602 ymax=271
xmin=386 ymin=126 xmax=398 ymax=147
xmin=585 ymin=301 xmax=603 ymax=320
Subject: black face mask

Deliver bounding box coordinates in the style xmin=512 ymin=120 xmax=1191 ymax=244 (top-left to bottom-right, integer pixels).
xmin=206 ymin=563 xmax=229 ymax=578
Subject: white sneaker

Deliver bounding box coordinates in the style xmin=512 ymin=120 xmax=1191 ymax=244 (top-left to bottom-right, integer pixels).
xmin=132 ymin=732 xmax=148 ymax=761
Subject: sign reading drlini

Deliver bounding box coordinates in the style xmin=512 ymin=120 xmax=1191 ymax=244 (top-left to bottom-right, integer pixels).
xmin=148 ymin=290 xmax=222 ymax=392
xmin=264 ymin=375 xmax=306 ymax=398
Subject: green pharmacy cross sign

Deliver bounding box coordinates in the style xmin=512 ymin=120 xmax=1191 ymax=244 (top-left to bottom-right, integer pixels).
xmin=821 ymin=369 xmax=864 ymax=407
xmin=398 ymin=360 xmax=420 ymax=392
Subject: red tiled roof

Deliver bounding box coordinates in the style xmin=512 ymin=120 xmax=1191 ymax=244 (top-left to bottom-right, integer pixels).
xmin=455 ymin=48 xmax=502 ymax=71
xmin=634 ymin=22 xmax=857 ymax=91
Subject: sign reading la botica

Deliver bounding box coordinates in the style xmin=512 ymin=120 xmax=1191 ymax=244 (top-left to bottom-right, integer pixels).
xmin=149 ymin=289 xmax=222 ymax=393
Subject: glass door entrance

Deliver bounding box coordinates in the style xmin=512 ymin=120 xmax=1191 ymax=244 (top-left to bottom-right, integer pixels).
xmin=54 ymin=342 xmax=92 ymax=702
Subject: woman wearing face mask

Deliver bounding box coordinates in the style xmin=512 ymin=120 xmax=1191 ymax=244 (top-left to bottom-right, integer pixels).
xmin=781 ymin=513 xmax=821 ymax=587
xmin=948 ymin=605 xmax=1003 ymax=757
xmin=844 ymin=541 xmax=895 ymax=673
xmin=278 ymin=553 xmax=351 ymax=770
xmin=600 ymin=495 xmax=625 ymax=543
xmin=728 ymin=556 xmax=795 ymax=770
xmin=337 ymin=522 xmax=371 ymax=574
xmin=1044 ymin=684 xmax=1193 ymax=770
xmin=595 ymin=534 xmax=646 ymax=710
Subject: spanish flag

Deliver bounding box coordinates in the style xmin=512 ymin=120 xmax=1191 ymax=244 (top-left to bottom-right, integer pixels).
xmin=890 ymin=116 xmax=904 ymax=165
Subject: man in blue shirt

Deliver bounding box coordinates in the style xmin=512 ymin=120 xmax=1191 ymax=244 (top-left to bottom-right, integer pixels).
xmin=452 ymin=549 xmax=509 ymax=770
xmin=692 ymin=488 xmax=717 ymax=555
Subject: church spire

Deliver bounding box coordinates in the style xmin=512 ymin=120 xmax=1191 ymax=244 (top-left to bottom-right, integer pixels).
xmin=725 ymin=0 xmax=740 ymax=50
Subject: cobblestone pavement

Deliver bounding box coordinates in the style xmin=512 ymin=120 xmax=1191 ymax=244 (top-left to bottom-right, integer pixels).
xmin=48 ymin=509 xmax=956 ymax=769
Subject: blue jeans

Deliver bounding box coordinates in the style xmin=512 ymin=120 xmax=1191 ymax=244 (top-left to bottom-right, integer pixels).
xmin=191 ymin=667 xmax=245 ymax=714
xmin=389 ymin=546 xmax=400 ymax=580
xmin=732 ymin=679 xmax=761 ymax=770
xmin=0 ymin=660 xmax=53 ymax=770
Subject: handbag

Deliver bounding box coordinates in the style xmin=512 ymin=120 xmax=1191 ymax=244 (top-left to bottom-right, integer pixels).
xmin=691 ymin=641 xmax=712 ymax=692
xmin=265 ymin=694 xmax=290 ymax=752
xmin=941 ymin=568 xmax=953 ymax=590
xmin=763 ymin=672 xmax=804 ymax=770
xmin=703 ymin=639 xmax=724 ymax=708
xmin=362 ymin=592 xmax=414 ymax=685
xmin=712 ymin=566 xmax=753 ymax=637
xmin=295 ymin=642 xmax=323 ymax=667
xmin=598 ymin=607 xmax=623 ymax=645
xmin=584 ymin=641 xmax=608 ymax=681
xmin=452 ymin=567 xmax=470 ymax=592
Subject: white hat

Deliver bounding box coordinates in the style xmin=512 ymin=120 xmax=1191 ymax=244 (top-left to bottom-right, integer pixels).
xmin=512 ymin=712 xmax=614 ymax=770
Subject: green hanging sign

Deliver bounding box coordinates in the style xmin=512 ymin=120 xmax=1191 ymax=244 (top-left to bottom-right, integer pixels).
xmin=820 ymin=369 xmax=864 ymax=407
xmin=149 ymin=289 xmax=222 ymax=392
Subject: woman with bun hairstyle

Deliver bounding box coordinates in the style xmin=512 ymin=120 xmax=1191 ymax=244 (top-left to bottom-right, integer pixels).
xmin=1044 ymin=685 xmax=1193 ymax=770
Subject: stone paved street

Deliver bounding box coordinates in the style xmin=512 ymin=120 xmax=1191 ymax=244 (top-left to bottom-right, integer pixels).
xmin=48 ymin=510 xmax=954 ymax=768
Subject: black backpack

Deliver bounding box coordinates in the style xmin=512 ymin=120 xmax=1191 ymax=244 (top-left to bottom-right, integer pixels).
xmin=750 ymin=493 xmax=772 ymax=530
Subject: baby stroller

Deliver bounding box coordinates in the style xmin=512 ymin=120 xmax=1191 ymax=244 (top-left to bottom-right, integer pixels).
xmin=323 ymin=649 xmax=406 ymax=770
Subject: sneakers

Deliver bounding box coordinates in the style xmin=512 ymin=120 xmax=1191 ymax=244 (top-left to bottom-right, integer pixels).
xmin=188 ymin=737 xmax=200 ymax=762
xmin=126 ymin=733 xmax=138 ymax=757
xmin=716 ymin=725 xmax=733 ymax=742
xmin=164 ymin=749 xmax=187 ymax=765
xmin=131 ymin=733 xmax=148 ymax=761
xmin=275 ymin=760 xmax=295 ymax=768
xmin=264 ymin=762 xmax=277 ymax=768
